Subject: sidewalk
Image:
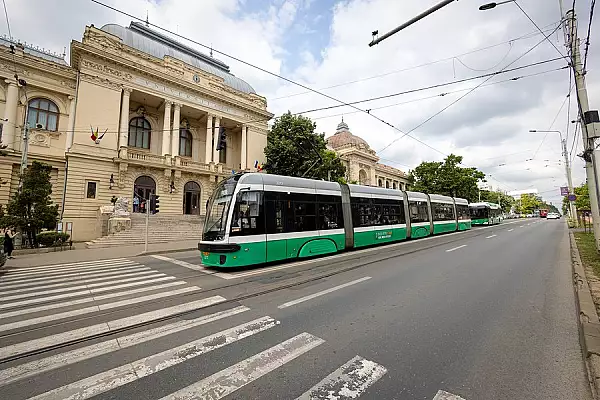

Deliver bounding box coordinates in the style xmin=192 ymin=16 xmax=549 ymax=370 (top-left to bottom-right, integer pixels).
xmin=1 ymin=240 xmax=199 ymax=268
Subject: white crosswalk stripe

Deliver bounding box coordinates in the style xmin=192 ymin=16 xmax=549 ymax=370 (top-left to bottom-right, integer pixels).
xmin=0 ymin=258 xmax=390 ymax=400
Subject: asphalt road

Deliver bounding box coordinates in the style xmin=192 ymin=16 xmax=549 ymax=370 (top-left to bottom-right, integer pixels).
xmin=0 ymin=219 xmax=591 ymax=399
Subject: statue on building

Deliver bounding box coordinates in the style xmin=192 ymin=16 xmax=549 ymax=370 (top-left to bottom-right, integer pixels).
xmin=111 ymin=197 xmax=130 ymax=217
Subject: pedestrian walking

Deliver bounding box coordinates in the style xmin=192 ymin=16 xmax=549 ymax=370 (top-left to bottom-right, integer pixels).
xmin=4 ymin=229 xmax=15 ymax=259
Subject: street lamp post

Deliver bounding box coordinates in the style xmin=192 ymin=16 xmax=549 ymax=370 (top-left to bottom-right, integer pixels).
xmin=529 ymin=129 xmax=578 ymax=224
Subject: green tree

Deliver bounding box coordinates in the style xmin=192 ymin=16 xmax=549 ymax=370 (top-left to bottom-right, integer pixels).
xmin=480 ymin=190 xmax=514 ymax=212
xmin=0 ymin=161 xmax=59 ymax=248
xmin=514 ymin=193 xmax=541 ymax=214
xmin=562 ymin=182 xmax=590 ymax=215
xmin=264 ymin=112 xmax=346 ymax=182
xmin=408 ymin=154 xmax=485 ymax=201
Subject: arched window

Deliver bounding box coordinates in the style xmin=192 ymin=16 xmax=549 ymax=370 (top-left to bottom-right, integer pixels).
xmin=393 ymin=182 xmax=397 ymax=190
xmin=386 ymin=181 xmax=390 ymax=188
xmin=378 ymin=179 xmax=383 ymax=187
xmin=179 ymin=129 xmax=192 ymax=157
xmin=128 ymin=117 xmax=151 ymax=149
xmin=27 ymin=98 xmax=59 ymax=131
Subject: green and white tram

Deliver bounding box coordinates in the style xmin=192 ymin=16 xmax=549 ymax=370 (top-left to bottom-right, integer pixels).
xmin=199 ymin=173 xmax=472 ymax=268
xmin=468 ymin=202 xmax=502 ymax=225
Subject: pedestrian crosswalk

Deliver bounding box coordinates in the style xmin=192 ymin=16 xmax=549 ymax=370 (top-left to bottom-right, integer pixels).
xmin=0 ymin=257 xmax=454 ymax=399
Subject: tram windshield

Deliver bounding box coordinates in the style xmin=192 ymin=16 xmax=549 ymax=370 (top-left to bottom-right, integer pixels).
xmin=469 ymin=206 xmax=490 ymax=219
xmin=203 ymin=176 xmax=239 ymax=240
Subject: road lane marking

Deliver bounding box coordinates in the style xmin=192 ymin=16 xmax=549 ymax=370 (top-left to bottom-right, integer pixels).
xmin=0 ymin=306 xmax=249 ymax=386
xmin=278 ymin=277 xmax=372 ymax=309
xmin=0 ymin=264 xmax=147 ymax=284
xmin=4 ymin=258 xmax=131 ymax=271
xmin=0 ymin=276 xmax=179 ymax=310
xmin=519 ymin=225 xmax=525 ymax=227
xmin=508 ymin=228 xmax=514 ymax=232
xmin=1 ymin=260 xmax=138 ymax=277
xmin=151 ymin=255 xmax=218 ymax=275
xmin=433 ymin=390 xmax=466 ymax=399
xmin=27 ymin=316 xmax=279 ymax=400
xmin=485 ymin=234 xmax=497 ymax=239
xmin=0 ymin=268 xmax=154 ymax=291
xmin=0 ymin=273 xmax=168 ymax=301
xmin=446 ymin=245 xmax=467 ymax=252
xmin=159 ymin=333 xmax=324 ymax=400
xmin=0 ymin=282 xmax=192 ymax=333
xmin=296 ymin=355 xmax=387 ymax=399
xmin=0 ymin=296 xmax=226 ymax=360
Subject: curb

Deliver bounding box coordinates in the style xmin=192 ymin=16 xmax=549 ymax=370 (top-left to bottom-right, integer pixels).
xmin=135 ymin=247 xmax=197 ymax=257
xmin=570 ymin=231 xmax=600 ymax=398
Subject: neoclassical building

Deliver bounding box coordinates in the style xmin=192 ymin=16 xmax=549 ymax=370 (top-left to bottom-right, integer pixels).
xmin=0 ymin=22 xmax=271 ymax=241
xmin=327 ymin=119 xmax=409 ymax=190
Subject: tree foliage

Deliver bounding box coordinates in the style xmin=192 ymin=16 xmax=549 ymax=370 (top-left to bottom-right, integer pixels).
xmin=264 ymin=112 xmax=346 ymax=182
xmin=562 ymin=182 xmax=590 ymax=211
xmin=479 ymin=190 xmax=514 ymax=212
xmin=0 ymin=161 xmax=59 ymax=248
xmin=408 ymin=154 xmax=485 ymax=202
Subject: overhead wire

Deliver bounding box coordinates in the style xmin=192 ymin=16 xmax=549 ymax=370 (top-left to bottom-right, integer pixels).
xmin=271 ymin=21 xmax=561 ymax=101
xmin=582 ymin=0 xmax=596 ymax=73
xmin=514 ymin=1 xmax=568 ymax=60
xmin=453 ymin=41 xmax=512 ymax=72
xmin=376 ymin=22 xmax=564 ymax=156
xmin=531 ymin=82 xmax=574 ymax=160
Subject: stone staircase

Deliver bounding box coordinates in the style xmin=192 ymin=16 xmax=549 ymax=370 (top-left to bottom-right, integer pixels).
xmin=85 ymin=214 xmax=204 ymax=249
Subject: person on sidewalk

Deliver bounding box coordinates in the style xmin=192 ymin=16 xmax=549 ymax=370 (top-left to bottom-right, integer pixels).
xmin=4 ymin=229 xmax=16 ymax=259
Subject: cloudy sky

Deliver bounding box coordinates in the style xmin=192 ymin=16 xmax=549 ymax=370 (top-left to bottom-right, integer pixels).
xmin=5 ymin=0 xmax=599 ymax=205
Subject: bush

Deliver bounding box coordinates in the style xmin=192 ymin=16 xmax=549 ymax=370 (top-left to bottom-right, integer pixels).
xmin=36 ymin=232 xmax=70 ymax=247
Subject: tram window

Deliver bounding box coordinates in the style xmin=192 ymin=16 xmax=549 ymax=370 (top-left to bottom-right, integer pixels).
xmin=351 ymin=197 xmax=373 ymax=227
xmin=317 ymin=195 xmax=343 ymax=230
xmin=375 ymin=198 xmax=405 ymax=225
xmin=409 ymin=200 xmax=429 ymax=223
xmin=456 ymin=205 xmax=470 ymax=220
xmin=432 ymin=202 xmax=455 ymax=221
xmin=230 ymin=191 xmax=265 ymax=236
xmin=266 ymin=199 xmax=285 ymax=234
xmin=294 ymin=201 xmax=317 ymax=231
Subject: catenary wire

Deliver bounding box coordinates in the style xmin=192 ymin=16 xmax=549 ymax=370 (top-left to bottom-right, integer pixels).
xmin=582 ymin=0 xmax=596 ymax=73
xmin=531 ymin=82 xmax=574 ymax=159
xmin=377 ymin=22 xmax=564 ymax=155
xmin=514 ymin=1 xmax=568 ymax=60
xmin=271 ymin=21 xmax=560 ymax=101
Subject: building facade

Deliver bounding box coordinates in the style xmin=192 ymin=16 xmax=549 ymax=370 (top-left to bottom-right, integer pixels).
xmin=0 ymin=22 xmax=272 ymax=241
xmin=327 ymin=119 xmax=410 ymax=190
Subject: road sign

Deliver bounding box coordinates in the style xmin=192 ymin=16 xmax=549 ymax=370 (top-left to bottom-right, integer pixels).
xmin=560 ymin=186 xmax=569 ymax=196
xmin=568 ymin=194 xmax=577 ymax=201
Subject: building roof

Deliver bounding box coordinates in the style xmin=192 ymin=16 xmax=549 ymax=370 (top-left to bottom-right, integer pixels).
xmin=326 ymin=118 xmax=372 ymax=150
xmin=0 ymin=36 xmax=67 ymax=65
xmin=100 ymin=22 xmax=256 ymax=94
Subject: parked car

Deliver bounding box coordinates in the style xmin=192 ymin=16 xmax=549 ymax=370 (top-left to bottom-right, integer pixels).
xmin=547 ymin=212 xmax=560 ymax=219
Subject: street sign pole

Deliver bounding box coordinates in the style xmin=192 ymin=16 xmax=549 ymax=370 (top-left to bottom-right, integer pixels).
xmin=145 ymin=196 xmax=149 ymax=253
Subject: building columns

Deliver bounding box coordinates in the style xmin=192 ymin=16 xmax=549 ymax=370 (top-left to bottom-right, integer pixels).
xmin=65 ymin=95 xmax=76 ymax=152
xmin=162 ymin=101 xmax=172 ymax=156
xmin=2 ymin=79 xmax=19 ymax=149
xmin=241 ymin=125 xmax=247 ymax=170
xmin=205 ymin=114 xmax=213 ymax=163
xmin=119 ymin=88 xmax=132 ymax=148
xmin=171 ymin=103 xmax=181 ymax=157
xmin=212 ymin=116 xmax=221 ymax=164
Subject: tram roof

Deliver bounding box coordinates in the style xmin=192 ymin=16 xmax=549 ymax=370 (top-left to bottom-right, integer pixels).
xmin=238 ymin=173 xmax=341 ymax=191
xmin=454 ymin=198 xmax=469 ymax=206
xmin=469 ymin=201 xmax=501 ymax=209
xmin=428 ymin=194 xmax=454 ymax=204
xmin=348 ymin=184 xmax=403 ymax=198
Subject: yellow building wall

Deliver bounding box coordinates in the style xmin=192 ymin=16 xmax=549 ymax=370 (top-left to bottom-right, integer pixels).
xmin=247 ymin=129 xmax=267 ymax=168
xmin=72 ymin=80 xmax=121 ymax=150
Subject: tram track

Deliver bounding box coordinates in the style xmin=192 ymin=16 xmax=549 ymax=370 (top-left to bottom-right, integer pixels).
xmin=0 ymin=222 xmax=517 ymax=365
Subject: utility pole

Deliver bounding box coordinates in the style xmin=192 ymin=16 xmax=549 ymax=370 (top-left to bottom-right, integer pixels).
xmin=144 ymin=195 xmax=149 ymax=253
xmin=564 ymin=7 xmax=600 ymax=248
xmin=18 ymin=122 xmax=29 ymax=189
xmin=562 ymin=138 xmax=578 ymax=223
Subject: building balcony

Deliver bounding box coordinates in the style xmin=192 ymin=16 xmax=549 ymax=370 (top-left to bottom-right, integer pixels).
xmin=118 ymin=148 xmax=225 ymax=175
xmin=122 ymin=148 xmax=170 ymax=167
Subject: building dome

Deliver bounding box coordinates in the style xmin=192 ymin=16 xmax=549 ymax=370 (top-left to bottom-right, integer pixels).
xmin=327 ymin=118 xmax=371 ymax=150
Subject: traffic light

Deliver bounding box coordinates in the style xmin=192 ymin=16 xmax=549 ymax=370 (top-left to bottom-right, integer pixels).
xmin=216 ymin=127 xmax=226 ymax=151
xmin=150 ymin=194 xmax=160 ymax=214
